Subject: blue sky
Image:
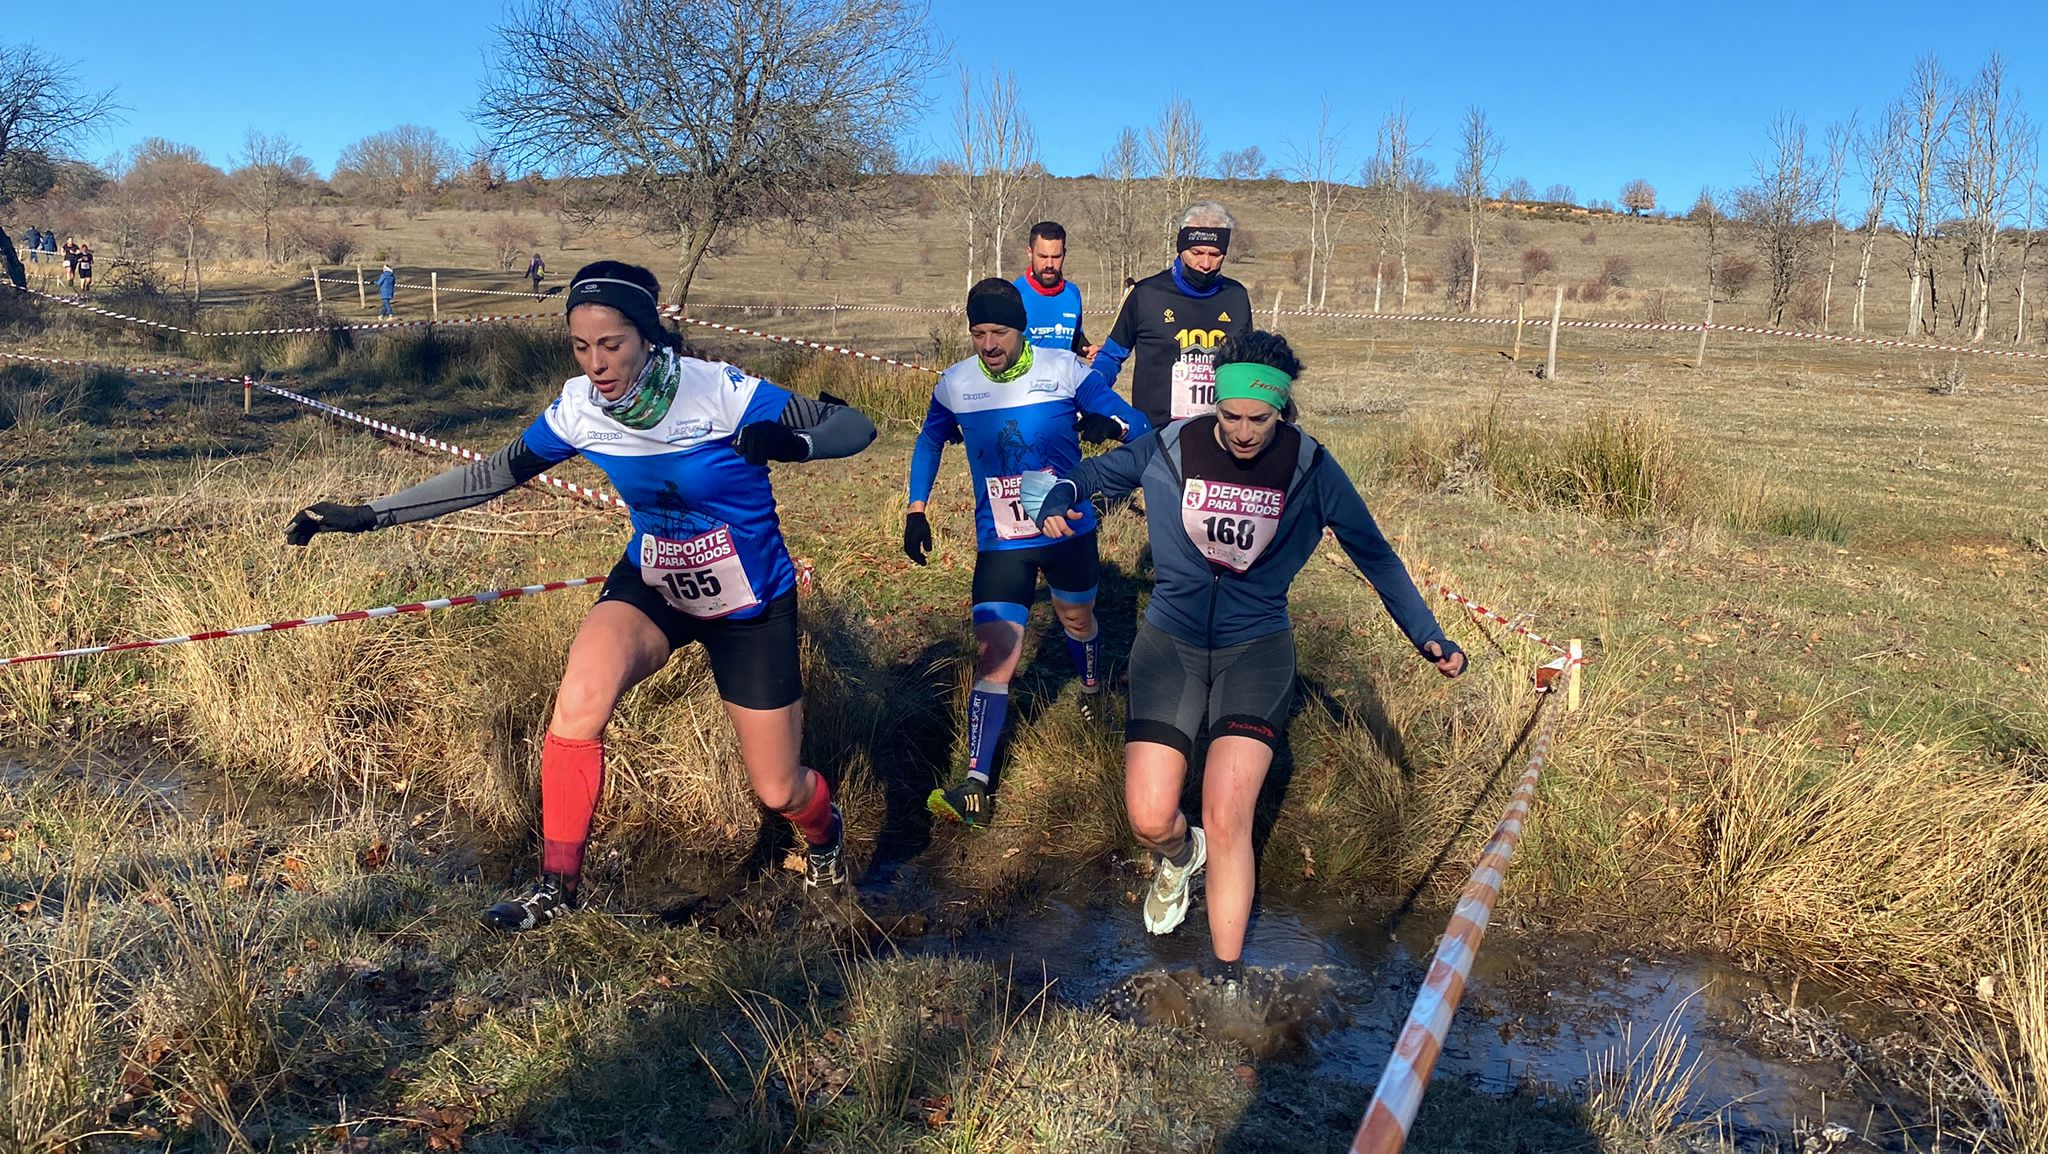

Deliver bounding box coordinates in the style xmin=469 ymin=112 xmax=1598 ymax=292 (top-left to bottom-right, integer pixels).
xmin=23 ymin=0 xmax=2048 ymax=212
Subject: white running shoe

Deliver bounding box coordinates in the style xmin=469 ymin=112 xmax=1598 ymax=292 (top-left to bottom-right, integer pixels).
xmin=1143 ymin=826 xmax=1207 ymax=935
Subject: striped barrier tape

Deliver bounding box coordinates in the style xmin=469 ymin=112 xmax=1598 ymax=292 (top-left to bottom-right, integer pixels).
xmin=1350 ymin=675 xmax=1568 ymax=1154
xmin=1427 ymin=582 xmax=1570 ymax=657
xmin=1284 ymin=305 xmax=2048 ymax=361
xmin=657 ymin=305 xmax=944 ymax=376
xmin=0 ymin=574 xmax=608 ymax=668
xmin=0 ymin=348 xmax=630 ymax=513
xmin=4 ymin=282 xmax=200 ymax=334
xmin=305 ymin=276 xmax=960 ymax=314
xmin=308 ymin=274 xmax=552 ymax=300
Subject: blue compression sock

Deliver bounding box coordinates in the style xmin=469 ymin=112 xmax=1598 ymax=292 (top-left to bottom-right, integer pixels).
xmin=1064 ymin=625 xmax=1101 ymax=693
xmin=965 ymin=680 xmax=1011 ymax=787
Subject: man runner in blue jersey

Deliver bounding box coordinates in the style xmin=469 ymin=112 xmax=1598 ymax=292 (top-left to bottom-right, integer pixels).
xmin=1013 ymin=221 xmax=1092 ymax=357
xmin=905 ymin=279 xmax=1150 ymax=827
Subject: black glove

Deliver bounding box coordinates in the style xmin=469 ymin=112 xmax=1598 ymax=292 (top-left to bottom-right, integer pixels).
xmin=285 ymin=502 xmax=376 ymax=546
xmin=1075 ymin=412 xmax=1128 ymax=444
xmin=902 ymin=512 xmax=933 ymax=565
xmin=1423 ymin=638 xmax=1468 ymax=676
xmin=733 ymin=421 xmax=812 ymax=465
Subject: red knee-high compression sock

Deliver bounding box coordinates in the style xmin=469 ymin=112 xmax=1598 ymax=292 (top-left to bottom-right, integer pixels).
xmin=540 ymin=733 xmax=605 ymax=883
xmin=782 ymin=769 xmax=839 ymax=848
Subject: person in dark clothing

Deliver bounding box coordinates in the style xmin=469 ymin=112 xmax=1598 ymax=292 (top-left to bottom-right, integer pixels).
xmin=1083 ymin=202 xmax=1254 ymax=428
xmin=285 ymin=260 xmax=879 ymax=929
xmin=1034 ymin=330 xmax=1464 ymax=989
xmin=75 ymin=245 xmax=93 ymax=295
xmin=528 ymin=253 xmax=547 ymax=296
xmin=23 ymin=227 xmax=40 ymax=263
xmin=376 ymin=265 xmax=396 ymax=317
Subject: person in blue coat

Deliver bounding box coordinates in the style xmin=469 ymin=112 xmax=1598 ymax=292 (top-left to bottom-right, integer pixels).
xmin=1012 ymin=221 xmax=1090 ymax=356
xmin=1034 ymin=330 xmax=1465 ymax=987
xmin=905 ymin=278 xmax=1148 ymax=827
xmin=284 ymin=260 xmax=878 ymax=928
xmin=376 ymin=265 xmax=397 ymax=317
xmin=23 ymin=227 xmax=40 ymax=263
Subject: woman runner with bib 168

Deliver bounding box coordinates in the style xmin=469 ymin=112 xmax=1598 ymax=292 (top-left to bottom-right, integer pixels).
xmin=284 ymin=260 xmax=877 ymax=930
xmin=1030 ymin=330 xmax=1465 ymax=988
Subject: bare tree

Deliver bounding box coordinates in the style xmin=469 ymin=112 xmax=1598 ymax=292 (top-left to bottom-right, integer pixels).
xmin=127 ymin=138 xmax=224 ymax=301
xmin=974 ymin=69 xmax=1036 ymax=281
xmin=1499 ymin=176 xmax=1533 ymax=202
xmin=1851 ymin=104 xmax=1906 ymax=331
xmin=1542 ymin=183 xmax=1576 ymax=205
xmin=1945 ymin=53 xmax=2031 ymax=342
xmin=334 ymin=125 xmax=456 ymax=217
xmin=1147 ymin=95 xmax=1207 ymax=251
xmin=231 ymin=130 xmax=311 ymax=264
xmin=476 ymin=0 xmax=934 ymax=307
xmin=1692 ymin=187 xmax=1724 ymax=296
xmin=1620 ymin=179 xmax=1657 ymax=216
xmin=1094 ymin=127 xmax=1147 ymax=289
xmin=0 ymin=42 xmax=115 ymax=287
xmin=2015 ymin=137 xmax=2041 ymax=345
xmin=1288 ymin=97 xmax=1345 ymax=310
xmin=1736 ymin=113 xmax=1825 ymax=326
xmin=1896 ymin=55 xmax=1953 ymax=336
xmin=1216 ymin=145 xmax=1264 ymax=182
xmin=1816 ymin=115 xmax=1853 ymax=330
xmin=1454 ymin=106 xmax=1502 ymax=312
xmin=1365 ymin=102 xmax=1422 ymax=311
xmin=944 ymin=69 xmax=982 ymax=294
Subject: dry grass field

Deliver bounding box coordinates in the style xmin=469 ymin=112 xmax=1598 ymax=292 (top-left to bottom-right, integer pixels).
xmin=3 ymin=177 xmax=2047 ymax=1152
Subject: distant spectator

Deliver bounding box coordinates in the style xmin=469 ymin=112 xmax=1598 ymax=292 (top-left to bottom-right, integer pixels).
xmin=23 ymin=226 xmax=40 ymax=263
xmin=40 ymin=231 xmax=57 ymax=263
xmin=527 ymin=252 xmax=547 ymax=296
xmin=376 ymin=264 xmax=396 ymax=317
xmin=76 ymin=244 xmax=94 ymax=295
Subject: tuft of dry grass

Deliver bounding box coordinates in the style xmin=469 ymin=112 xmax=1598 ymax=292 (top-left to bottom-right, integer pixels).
xmin=1581 ymin=993 xmax=1712 ymax=1150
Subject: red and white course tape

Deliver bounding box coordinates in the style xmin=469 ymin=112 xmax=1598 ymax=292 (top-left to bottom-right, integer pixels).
xmin=657 ymin=305 xmax=943 ymax=375
xmin=1350 ymin=674 xmax=1568 ymax=1154
xmin=1427 ymin=583 xmax=1570 ymax=657
xmin=0 ymin=575 xmax=607 ymax=668
xmin=0 ymin=350 xmax=629 ymax=514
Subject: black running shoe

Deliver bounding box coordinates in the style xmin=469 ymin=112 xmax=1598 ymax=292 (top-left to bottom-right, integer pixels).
xmin=482 ymin=874 xmax=576 ymax=931
xmin=805 ymin=805 xmax=847 ymax=888
xmin=926 ymin=777 xmax=994 ymax=828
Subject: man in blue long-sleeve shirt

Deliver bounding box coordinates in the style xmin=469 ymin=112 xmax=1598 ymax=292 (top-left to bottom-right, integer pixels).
xmin=904 ymin=278 xmax=1149 ymax=827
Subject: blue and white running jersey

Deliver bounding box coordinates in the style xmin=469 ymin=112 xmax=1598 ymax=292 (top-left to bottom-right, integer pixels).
xmin=908 ymin=346 xmax=1149 ymax=552
xmin=1014 ymin=275 xmax=1083 ymax=350
xmin=521 ymin=354 xmax=797 ymax=619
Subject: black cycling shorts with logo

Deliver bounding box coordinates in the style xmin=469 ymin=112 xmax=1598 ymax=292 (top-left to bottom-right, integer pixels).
xmin=1124 ymin=621 xmax=1295 ymax=758
xmin=596 ymin=557 xmax=802 ymax=710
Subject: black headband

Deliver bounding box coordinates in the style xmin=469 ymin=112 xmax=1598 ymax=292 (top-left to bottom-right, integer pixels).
xmin=1177 ymin=226 xmax=1230 ymax=254
xmin=965 ymin=279 xmax=1028 ymax=331
xmin=567 ymin=276 xmax=666 ymax=345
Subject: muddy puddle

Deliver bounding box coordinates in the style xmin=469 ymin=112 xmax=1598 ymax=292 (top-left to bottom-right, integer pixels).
xmin=897 ymin=877 xmax=1941 ymax=1149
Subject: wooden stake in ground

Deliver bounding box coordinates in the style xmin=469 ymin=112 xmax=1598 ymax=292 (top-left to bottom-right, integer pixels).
xmin=431 ymin=272 xmax=440 ymax=320
xmin=1695 ymin=295 xmax=1714 ymax=369
xmin=1511 ymin=283 xmax=1527 ymax=363
xmin=1545 ymin=285 xmax=1562 ymax=381
xmin=242 ymin=375 xmax=251 ymax=415
xmin=311 ymin=266 xmax=323 ymax=306
xmin=1271 ymin=286 xmax=1283 ymax=329
xmin=356 ymin=264 xmax=366 ymax=310
xmin=1567 ymin=639 xmax=1583 ymax=712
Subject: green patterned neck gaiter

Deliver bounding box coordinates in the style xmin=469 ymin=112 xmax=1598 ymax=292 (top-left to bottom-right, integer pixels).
xmin=596 ymin=347 xmax=679 ymax=430
xmin=978 ymin=340 xmax=1034 ymax=384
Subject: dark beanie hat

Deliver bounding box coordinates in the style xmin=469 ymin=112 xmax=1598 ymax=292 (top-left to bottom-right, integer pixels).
xmin=966 ymin=277 xmax=1028 ymax=331
xmin=567 ymin=260 xmax=667 ymax=345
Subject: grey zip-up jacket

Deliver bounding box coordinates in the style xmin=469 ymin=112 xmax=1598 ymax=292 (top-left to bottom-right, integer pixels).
xmin=1041 ymin=420 xmax=1449 ymax=654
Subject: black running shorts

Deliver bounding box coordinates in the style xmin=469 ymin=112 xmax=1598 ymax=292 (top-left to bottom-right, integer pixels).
xmin=1125 ymin=621 xmax=1295 ymax=758
xmin=596 ymin=558 xmax=803 ymax=710
xmin=969 ymin=532 xmax=1101 ymax=626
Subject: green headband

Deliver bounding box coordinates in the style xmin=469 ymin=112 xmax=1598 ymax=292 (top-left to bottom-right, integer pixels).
xmin=1213 ymin=362 xmax=1292 ymax=410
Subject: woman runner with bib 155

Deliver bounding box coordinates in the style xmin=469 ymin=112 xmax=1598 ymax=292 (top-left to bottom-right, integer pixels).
xmin=284 ymin=261 xmax=877 ymax=930
xmin=1030 ymin=330 xmax=1465 ymax=989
